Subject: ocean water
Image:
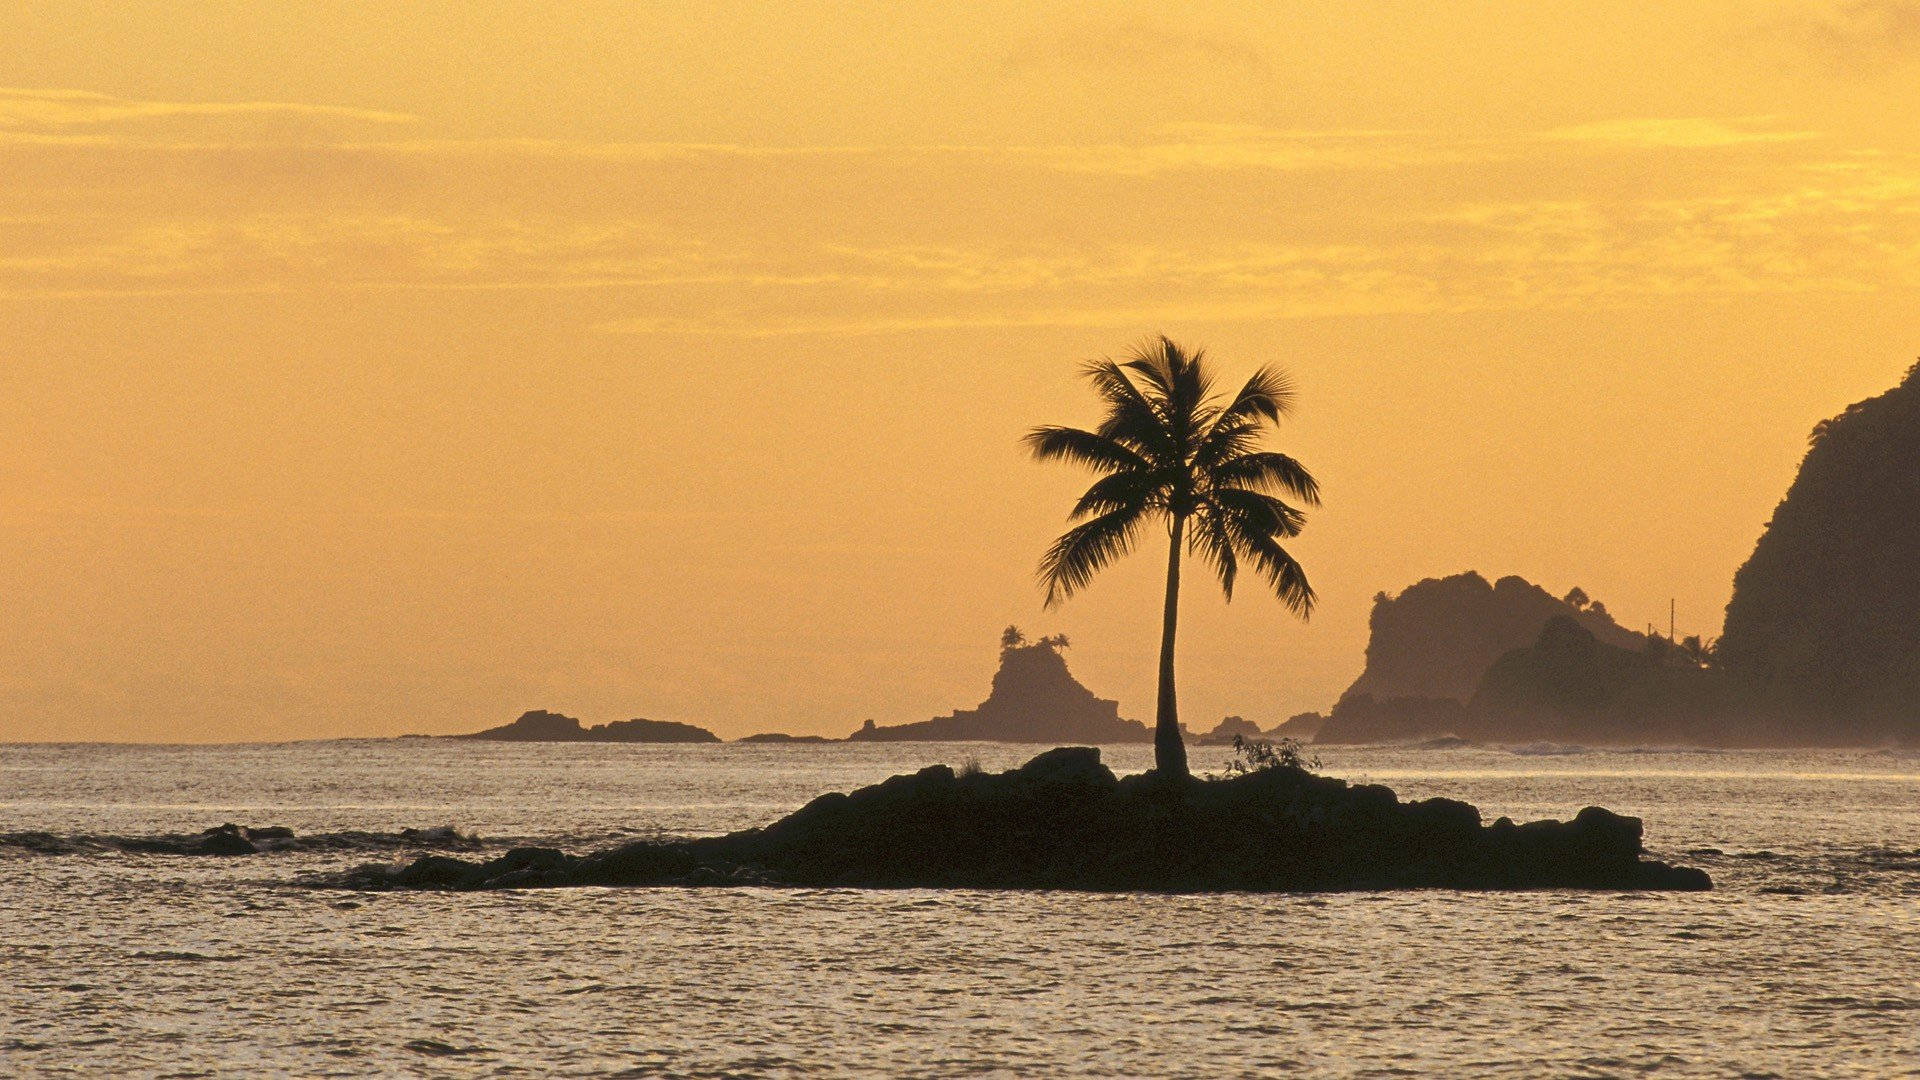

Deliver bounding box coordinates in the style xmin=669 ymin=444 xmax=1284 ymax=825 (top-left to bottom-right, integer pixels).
xmin=2 ymin=740 xmax=1917 ymax=1077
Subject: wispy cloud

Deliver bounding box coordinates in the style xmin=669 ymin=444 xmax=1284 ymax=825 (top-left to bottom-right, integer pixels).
xmin=592 ymin=168 xmax=1920 ymax=336
xmin=1004 ymin=127 xmax=1499 ymax=176
xmin=0 ymin=87 xmax=1825 ymax=176
xmin=597 ymin=298 xmax=1348 ymax=338
xmin=3 ymin=87 xmax=1913 ymax=331
xmin=1541 ymin=117 xmax=1818 ymax=149
xmin=0 ymin=87 xmax=417 ymax=130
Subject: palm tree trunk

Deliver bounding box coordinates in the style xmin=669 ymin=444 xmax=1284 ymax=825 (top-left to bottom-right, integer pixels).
xmin=1155 ymin=515 xmax=1190 ymax=779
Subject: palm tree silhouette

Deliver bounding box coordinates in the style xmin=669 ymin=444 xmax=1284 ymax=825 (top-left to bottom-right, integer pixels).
xmin=1027 ymin=337 xmax=1319 ymax=779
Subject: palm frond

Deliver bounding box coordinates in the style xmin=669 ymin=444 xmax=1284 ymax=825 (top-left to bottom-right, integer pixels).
xmin=1240 ymin=528 xmax=1316 ymax=616
xmin=1119 ymin=340 xmax=1178 ymax=403
xmin=1167 ymin=340 xmax=1215 ymax=424
xmin=1037 ymin=506 xmax=1146 ymax=607
xmin=1216 ymin=365 xmax=1297 ymax=426
xmin=1070 ymin=469 xmax=1159 ymax=521
xmin=1210 ymin=451 xmax=1321 ymax=505
xmin=1024 ymin=425 xmax=1150 ymax=475
xmin=1081 ymin=359 xmax=1175 ymax=459
xmin=1210 ymin=485 xmax=1307 ymax=538
xmin=1193 ymin=413 xmax=1261 ymax=468
xmin=1207 ymin=493 xmax=1316 ymax=615
xmin=1122 ymin=337 xmax=1213 ymax=445
xmin=1188 ymin=510 xmax=1239 ymax=601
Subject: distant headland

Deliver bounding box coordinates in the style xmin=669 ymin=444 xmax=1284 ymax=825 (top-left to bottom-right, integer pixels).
xmin=1316 ymin=362 xmax=1920 ymax=748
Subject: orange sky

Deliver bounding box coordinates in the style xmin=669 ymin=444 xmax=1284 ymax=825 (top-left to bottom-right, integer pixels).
xmin=3 ymin=2 xmax=1918 ymax=742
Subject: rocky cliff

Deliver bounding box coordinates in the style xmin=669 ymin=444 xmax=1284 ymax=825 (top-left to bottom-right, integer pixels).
xmin=1718 ymin=363 xmax=1920 ymax=743
xmin=1465 ymin=617 xmax=1720 ymax=744
xmin=1316 ymin=573 xmax=1646 ymax=743
xmin=1339 ymin=572 xmax=1646 ymax=705
xmin=848 ymin=637 xmax=1151 ymax=743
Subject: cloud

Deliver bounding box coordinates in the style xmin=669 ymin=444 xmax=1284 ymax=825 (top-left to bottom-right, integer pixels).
xmin=597 ymin=298 xmax=1351 ymax=338
xmin=591 ymin=167 xmax=1920 ymax=337
xmin=1006 ymin=127 xmax=1498 ymax=176
xmin=366 ymin=137 xmax=870 ymax=162
xmin=1541 ymin=117 xmax=1818 ymax=150
xmin=2 ymin=88 xmax=1913 ymax=329
xmin=0 ymin=86 xmax=1823 ymax=179
xmin=0 ymin=87 xmax=417 ymax=130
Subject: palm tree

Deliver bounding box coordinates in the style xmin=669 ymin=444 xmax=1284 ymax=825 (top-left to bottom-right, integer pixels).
xmin=1026 ymin=337 xmax=1319 ymax=779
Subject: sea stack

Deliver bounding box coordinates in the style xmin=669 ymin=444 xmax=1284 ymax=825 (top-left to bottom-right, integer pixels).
xmin=848 ymin=631 xmax=1152 ymax=743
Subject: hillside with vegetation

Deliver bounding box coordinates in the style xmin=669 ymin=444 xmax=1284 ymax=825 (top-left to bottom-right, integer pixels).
xmin=1718 ymin=363 xmax=1920 ymax=744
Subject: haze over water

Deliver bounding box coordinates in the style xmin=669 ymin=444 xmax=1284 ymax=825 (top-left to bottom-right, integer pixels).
xmin=5 ymin=740 xmax=1916 ymax=1076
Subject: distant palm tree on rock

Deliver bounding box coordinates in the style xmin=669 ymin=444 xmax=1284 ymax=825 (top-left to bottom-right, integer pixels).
xmin=1027 ymin=337 xmax=1320 ymax=779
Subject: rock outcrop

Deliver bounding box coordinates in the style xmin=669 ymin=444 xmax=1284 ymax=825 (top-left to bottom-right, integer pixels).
xmin=1718 ymin=363 xmax=1920 ymax=744
xmin=1341 ymin=572 xmax=1645 ymax=704
xmin=1465 ymin=617 xmax=1720 ymax=744
xmin=457 ymin=710 xmax=721 ymax=743
xmin=848 ymin=637 xmax=1151 ymax=743
xmin=1 ymin=824 xmax=483 ymax=857
xmin=1266 ymin=712 xmax=1327 ymax=740
xmin=1315 ymin=695 xmax=1470 ymax=745
xmin=1194 ymin=715 xmax=1263 ymax=745
xmin=333 ymin=748 xmax=1710 ymax=893
xmin=1317 ymin=574 xmax=1647 ymax=744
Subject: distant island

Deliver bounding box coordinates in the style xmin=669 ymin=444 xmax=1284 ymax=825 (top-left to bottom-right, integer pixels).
xmin=458 ymin=637 xmax=1266 ymax=747
xmin=457 ymin=709 xmax=721 ymax=744
xmin=1191 ymin=715 xmax=1263 ymax=745
xmin=847 ymin=629 xmax=1152 ymax=743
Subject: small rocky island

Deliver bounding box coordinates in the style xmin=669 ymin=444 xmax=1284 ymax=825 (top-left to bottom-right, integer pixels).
xmin=334 ymin=747 xmax=1709 ymax=893
xmin=847 ymin=630 xmax=1152 ymax=743
xmin=457 ymin=709 xmax=721 ymax=743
